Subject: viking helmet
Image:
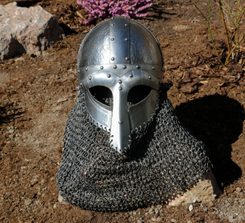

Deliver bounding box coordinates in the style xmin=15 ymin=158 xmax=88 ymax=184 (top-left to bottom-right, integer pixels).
xmin=77 ymin=17 xmax=163 ymax=153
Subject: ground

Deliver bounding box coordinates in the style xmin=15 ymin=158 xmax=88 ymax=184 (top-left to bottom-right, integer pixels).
xmin=0 ymin=0 xmax=245 ymax=222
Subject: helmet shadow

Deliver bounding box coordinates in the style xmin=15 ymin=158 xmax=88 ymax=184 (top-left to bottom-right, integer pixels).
xmin=175 ymin=94 xmax=244 ymax=188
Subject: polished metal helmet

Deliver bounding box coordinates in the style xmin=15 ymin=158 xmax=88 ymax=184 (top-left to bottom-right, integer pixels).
xmin=77 ymin=16 xmax=163 ymax=153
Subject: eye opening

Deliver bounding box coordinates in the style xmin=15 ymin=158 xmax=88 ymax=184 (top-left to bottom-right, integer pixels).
xmin=89 ymin=86 xmax=113 ymax=107
xmin=127 ymin=85 xmax=152 ymax=106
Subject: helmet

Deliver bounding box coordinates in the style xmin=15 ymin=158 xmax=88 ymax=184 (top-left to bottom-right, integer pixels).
xmin=77 ymin=16 xmax=163 ymax=153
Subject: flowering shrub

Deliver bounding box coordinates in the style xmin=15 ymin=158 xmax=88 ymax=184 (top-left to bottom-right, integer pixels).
xmin=77 ymin=0 xmax=153 ymax=24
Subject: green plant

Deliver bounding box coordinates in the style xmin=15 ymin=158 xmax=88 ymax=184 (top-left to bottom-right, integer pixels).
xmin=193 ymin=0 xmax=245 ymax=65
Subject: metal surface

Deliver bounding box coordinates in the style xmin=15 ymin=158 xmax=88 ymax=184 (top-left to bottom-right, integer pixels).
xmin=77 ymin=16 xmax=164 ymax=153
xmin=57 ymin=87 xmax=212 ymax=211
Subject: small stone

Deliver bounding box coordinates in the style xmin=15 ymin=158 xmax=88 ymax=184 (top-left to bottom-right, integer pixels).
xmin=235 ymin=187 xmax=242 ymax=193
xmin=24 ymin=198 xmax=32 ymax=207
xmin=57 ymin=97 xmax=68 ymax=104
xmin=30 ymin=175 xmax=38 ymax=186
xmin=58 ymin=193 xmax=69 ymax=205
xmin=154 ymin=208 xmax=160 ymax=217
xmin=137 ymin=219 xmax=144 ymax=223
xmin=170 ymin=219 xmax=177 ymax=223
xmin=180 ymin=83 xmax=198 ymax=94
xmin=148 ymin=207 xmax=154 ymax=214
xmin=151 ymin=217 xmax=162 ymax=222
xmin=14 ymin=56 xmax=25 ymax=62
xmin=40 ymin=179 xmax=45 ymax=185
xmin=131 ymin=211 xmax=137 ymax=216
xmin=228 ymin=214 xmax=237 ymax=222
xmin=188 ymin=204 xmax=194 ymax=211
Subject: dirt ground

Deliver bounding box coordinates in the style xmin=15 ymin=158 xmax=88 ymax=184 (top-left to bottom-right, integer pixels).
xmin=0 ymin=0 xmax=245 ymax=222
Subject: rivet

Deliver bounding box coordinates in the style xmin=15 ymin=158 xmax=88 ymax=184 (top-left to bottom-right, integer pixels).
xmin=111 ymin=57 xmax=115 ymax=61
xmin=119 ymin=86 xmax=122 ymax=91
xmin=88 ymin=75 xmax=92 ymax=80
xmin=107 ymin=74 xmax=111 ymax=78
xmin=124 ymin=38 xmax=128 ymax=41
xmin=122 ymin=65 xmax=127 ymax=69
xmin=129 ymin=74 xmax=133 ymax=78
xmin=118 ymin=79 xmax=122 ymax=84
xmin=100 ymin=66 xmax=104 ymax=70
xmin=85 ymin=67 xmax=88 ymax=71
xmin=148 ymin=76 xmax=152 ymax=79
xmin=136 ymin=65 xmax=140 ymax=69
xmin=113 ymin=65 xmax=117 ymax=69
xmin=152 ymin=66 xmax=155 ymax=70
xmin=110 ymin=37 xmax=115 ymax=41
xmin=125 ymin=57 xmax=129 ymax=61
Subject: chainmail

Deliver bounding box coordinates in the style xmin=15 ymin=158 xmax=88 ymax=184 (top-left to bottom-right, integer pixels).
xmin=57 ymin=85 xmax=211 ymax=211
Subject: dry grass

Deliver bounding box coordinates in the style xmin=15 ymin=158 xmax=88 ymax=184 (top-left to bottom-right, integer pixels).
xmin=193 ymin=0 xmax=245 ymax=65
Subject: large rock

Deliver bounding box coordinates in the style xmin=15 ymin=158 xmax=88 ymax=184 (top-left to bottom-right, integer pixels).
xmin=168 ymin=171 xmax=221 ymax=206
xmin=0 ymin=2 xmax=64 ymax=60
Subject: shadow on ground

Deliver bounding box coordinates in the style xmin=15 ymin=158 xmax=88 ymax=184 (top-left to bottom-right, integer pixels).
xmin=146 ymin=1 xmax=176 ymax=21
xmin=0 ymin=103 xmax=24 ymax=125
xmin=175 ymin=94 xmax=244 ymax=188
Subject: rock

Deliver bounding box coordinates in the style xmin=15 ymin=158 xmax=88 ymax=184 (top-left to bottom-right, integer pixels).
xmin=148 ymin=207 xmax=154 ymax=215
xmin=168 ymin=171 xmax=221 ymax=206
xmin=58 ymin=193 xmax=69 ymax=205
xmin=235 ymin=187 xmax=242 ymax=193
xmin=30 ymin=175 xmax=38 ymax=186
xmin=0 ymin=33 xmax=26 ymax=59
xmin=188 ymin=204 xmax=193 ymax=211
xmin=180 ymin=83 xmax=199 ymax=94
xmin=151 ymin=217 xmax=162 ymax=222
xmin=228 ymin=214 xmax=238 ymax=222
xmin=24 ymin=198 xmax=33 ymax=207
xmin=0 ymin=2 xmax=64 ymax=60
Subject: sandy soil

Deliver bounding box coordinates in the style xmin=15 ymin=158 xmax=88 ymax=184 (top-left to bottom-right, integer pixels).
xmin=0 ymin=0 xmax=245 ymax=222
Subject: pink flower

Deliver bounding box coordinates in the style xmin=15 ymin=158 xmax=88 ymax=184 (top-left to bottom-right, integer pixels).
xmin=77 ymin=0 xmax=152 ymax=24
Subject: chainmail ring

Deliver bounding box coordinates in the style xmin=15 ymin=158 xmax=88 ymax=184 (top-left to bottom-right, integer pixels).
xmin=57 ymin=86 xmax=211 ymax=211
